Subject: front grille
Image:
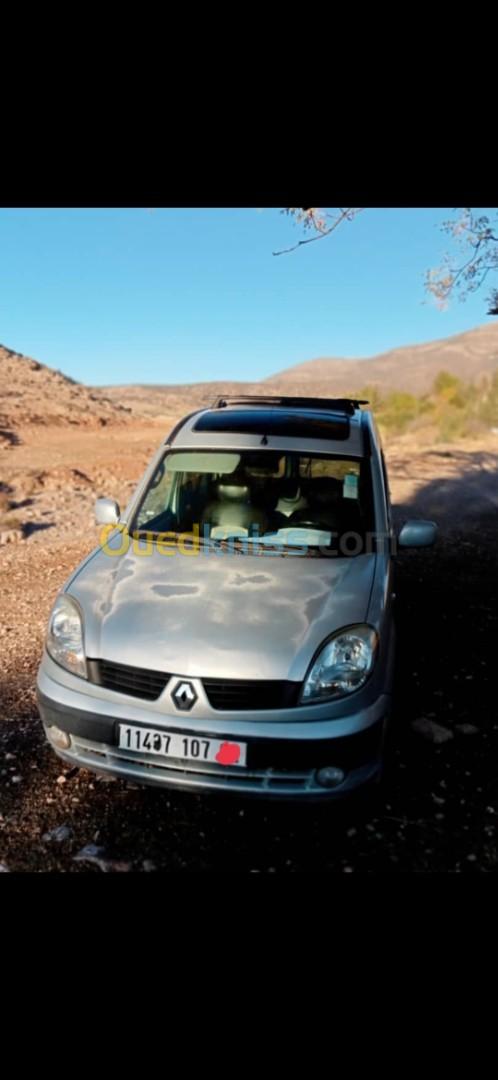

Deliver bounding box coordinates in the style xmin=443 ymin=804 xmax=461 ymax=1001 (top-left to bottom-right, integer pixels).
xmin=87 ymin=659 xmax=170 ymax=701
xmin=202 ymin=678 xmax=301 ymax=711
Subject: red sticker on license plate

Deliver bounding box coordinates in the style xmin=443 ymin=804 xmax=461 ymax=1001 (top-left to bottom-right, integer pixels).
xmin=215 ymin=741 xmax=243 ymax=766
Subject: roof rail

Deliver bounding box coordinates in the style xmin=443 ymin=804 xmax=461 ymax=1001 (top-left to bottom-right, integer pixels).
xmin=212 ymin=395 xmax=369 ymax=416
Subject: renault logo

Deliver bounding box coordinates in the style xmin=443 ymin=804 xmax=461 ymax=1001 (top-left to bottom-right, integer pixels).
xmin=172 ymin=680 xmax=197 ymax=711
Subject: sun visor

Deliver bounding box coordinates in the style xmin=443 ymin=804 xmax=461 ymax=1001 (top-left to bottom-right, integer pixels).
xmin=165 ymin=451 xmax=241 ymax=473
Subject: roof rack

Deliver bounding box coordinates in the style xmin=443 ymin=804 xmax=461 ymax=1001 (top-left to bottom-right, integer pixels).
xmin=212 ymin=395 xmax=369 ymax=416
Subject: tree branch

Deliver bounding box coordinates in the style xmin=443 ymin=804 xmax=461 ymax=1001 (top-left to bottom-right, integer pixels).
xmin=274 ymin=205 xmax=498 ymax=313
xmin=425 ymin=209 xmax=498 ymax=309
xmin=273 ymin=208 xmax=363 ymax=256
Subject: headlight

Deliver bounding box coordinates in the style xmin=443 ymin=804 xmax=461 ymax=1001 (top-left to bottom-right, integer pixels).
xmin=46 ymin=594 xmax=87 ymax=679
xmin=301 ymin=625 xmax=377 ymax=703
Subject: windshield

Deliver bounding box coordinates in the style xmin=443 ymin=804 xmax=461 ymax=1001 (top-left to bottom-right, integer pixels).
xmin=131 ymin=449 xmax=374 ymax=557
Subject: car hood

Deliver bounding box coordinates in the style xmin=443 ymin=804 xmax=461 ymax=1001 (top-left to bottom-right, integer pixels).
xmin=69 ymin=543 xmax=376 ymax=682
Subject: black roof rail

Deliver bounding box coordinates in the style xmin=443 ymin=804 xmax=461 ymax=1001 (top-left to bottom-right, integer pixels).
xmin=212 ymin=395 xmax=369 ymax=416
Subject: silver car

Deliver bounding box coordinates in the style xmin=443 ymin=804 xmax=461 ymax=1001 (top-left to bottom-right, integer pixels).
xmin=37 ymin=396 xmax=436 ymax=799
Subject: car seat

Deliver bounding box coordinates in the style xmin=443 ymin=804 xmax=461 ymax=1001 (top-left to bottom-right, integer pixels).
xmin=275 ymin=478 xmax=308 ymax=519
xmin=201 ymin=473 xmax=269 ymax=536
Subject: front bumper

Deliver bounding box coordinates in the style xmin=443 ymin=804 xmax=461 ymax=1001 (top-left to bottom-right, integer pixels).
xmin=37 ymin=659 xmax=390 ymax=799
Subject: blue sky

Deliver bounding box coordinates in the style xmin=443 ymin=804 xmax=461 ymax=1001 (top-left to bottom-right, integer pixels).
xmin=0 ymin=207 xmax=495 ymax=386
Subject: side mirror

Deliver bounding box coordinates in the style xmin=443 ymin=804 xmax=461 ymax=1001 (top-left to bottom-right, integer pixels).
xmin=398 ymin=519 xmax=437 ymax=548
xmin=95 ymin=497 xmax=120 ymax=526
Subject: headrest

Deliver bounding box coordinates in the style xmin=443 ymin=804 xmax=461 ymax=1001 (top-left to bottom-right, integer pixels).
xmin=216 ymin=477 xmax=250 ymax=501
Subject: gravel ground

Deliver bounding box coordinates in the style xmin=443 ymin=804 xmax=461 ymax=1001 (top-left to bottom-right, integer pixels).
xmin=1 ymin=432 xmax=498 ymax=872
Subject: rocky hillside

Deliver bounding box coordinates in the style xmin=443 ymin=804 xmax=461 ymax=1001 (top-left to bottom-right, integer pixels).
xmin=0 ymin=343 xmax=130 ymax=444
xmin=3 ymin=323 xmax=498 ymax=433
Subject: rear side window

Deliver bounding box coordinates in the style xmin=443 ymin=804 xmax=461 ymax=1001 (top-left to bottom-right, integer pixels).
xmin=299 ymin=457 xmax=360 ymax=483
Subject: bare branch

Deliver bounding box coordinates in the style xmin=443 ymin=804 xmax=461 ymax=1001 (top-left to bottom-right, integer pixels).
xmin=425 ymin=208 xmax=498 ymax=309
xmin=274 ymin=205 xmax=498 ymax=313
xmin=273 ymin=208 xmax=363 ymax=256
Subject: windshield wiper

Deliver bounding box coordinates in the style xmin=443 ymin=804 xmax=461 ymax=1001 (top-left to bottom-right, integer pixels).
xmin=203 ymin=536 xmax=247 ymax=555
xmin=137 ymin=532 xmax=251 ymax=555
xmin=205 ymin=537 xmax=337 ymax=557
xmin=132 ymin=530 xmax=206 ymax=549
xmin=131 ymin=531 xmax=337 ymax=557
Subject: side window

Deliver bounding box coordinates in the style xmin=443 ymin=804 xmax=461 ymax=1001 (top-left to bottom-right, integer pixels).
xmin=176 ymin=471 xmax=212 ymax=528
xmin=298 ymin=458 xmax=360 ymax=482
xmin=136 ymin=462 xmax=175 ymax=527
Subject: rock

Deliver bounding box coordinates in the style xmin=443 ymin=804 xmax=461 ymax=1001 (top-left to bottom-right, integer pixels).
xmin=56 ymin=775 xmax=67 ymax=785
xmin=0 ymin=863 xmax=10 ymax=872
xmin=142 ymin=860 xmax=156 ymax=872
xmin=42 ymin=824 xmax=72 ymax=842
xmin=73 ymin=843 xmax=132 ymax=872
xmin=455 ymin=723 xmax=479 ymax=736
xmin=411 ymin=718 xmax=454 ymax=744
xmin=0 ymin=529 xmax=24 ymax=545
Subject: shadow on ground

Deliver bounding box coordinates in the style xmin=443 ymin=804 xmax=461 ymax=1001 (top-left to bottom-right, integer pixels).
xmin=22 ymin=522 xmax=55 ymax=538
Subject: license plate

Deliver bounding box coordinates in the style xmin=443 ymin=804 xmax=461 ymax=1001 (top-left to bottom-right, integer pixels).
xmin=118 ymin=724 xmax=247 ymax=767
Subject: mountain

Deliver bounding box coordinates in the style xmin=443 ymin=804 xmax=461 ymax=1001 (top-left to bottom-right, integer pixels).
xmin=2 ymin=323 xmax=498 ymax=438
xmin=264 ymin=323 xmax=498 ymax=396
xmin=98 ymin=322 xmax=498 ymax=415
